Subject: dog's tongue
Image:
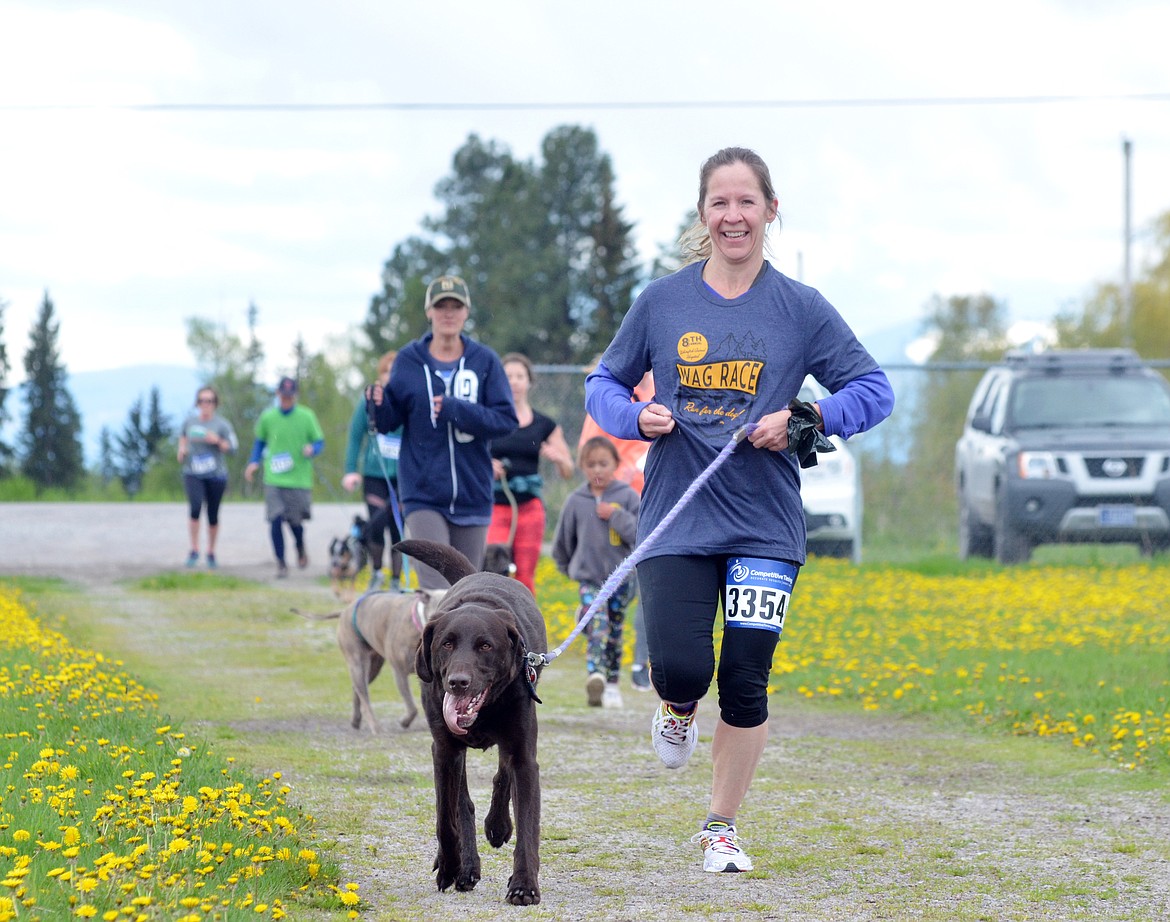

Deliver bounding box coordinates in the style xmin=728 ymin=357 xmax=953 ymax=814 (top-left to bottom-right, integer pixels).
xmin=442 ymin=688 xmax=489 ymax=736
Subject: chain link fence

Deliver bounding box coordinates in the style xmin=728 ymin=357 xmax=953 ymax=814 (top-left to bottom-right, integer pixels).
xmin=529 ymin=359 xmax=1170 ymax=559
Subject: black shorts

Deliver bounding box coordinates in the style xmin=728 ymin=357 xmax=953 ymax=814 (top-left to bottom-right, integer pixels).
xmin=637 ymin=554 xmax=798 ymax=729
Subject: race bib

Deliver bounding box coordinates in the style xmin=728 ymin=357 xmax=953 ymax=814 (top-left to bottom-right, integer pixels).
xmin=376 ymin=432 xmax=401 ymax=460
xmin=190 ymin=452 xmax=217 ymax=476
xmin=269 ymin=452 xmax=294 ymax=475
xmin=723 ymin=557 xmax=798 ymax=634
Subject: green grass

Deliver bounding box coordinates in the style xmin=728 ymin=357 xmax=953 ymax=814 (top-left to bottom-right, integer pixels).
xmin=0 ymin=582 xmax=360 ymax=921
xmin=6 ymin=557 xmax=1170 ymax=921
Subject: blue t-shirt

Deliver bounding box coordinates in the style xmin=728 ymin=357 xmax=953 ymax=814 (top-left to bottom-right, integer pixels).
xmin=591 ymin=260 xmax=887 ymax=564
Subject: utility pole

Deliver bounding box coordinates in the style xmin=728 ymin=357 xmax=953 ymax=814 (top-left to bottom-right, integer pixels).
xmin=1122 ymin=137 xmax=1133 ymax=348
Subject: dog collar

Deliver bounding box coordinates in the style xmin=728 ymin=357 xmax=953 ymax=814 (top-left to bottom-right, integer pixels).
xmin=517 ymin=639 xmax=542 ymax=704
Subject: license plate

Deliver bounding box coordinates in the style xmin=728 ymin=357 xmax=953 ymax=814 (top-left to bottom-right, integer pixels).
xmin=1098 ymin=505 xmax=1137 ymax=527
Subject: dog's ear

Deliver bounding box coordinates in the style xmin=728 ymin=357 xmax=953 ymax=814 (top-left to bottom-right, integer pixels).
xmin=415 ymin=620 xmax=436 ymax=682
xmin=502 ymin=612 xmax=524 ymax=683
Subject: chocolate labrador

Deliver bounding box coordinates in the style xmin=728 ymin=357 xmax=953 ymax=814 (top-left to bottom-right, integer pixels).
xmin=395 ymin=538 xmax=546 ymax=906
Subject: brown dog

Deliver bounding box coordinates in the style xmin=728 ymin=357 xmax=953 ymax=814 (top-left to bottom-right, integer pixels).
xmin=293 ymin=588 xmax=446 ymax=732
xmin=396 ymin=538 xmax=546 ymax=906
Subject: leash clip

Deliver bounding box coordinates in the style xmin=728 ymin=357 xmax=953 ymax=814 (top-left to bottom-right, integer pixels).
xmin=732 ymin=422 xmax=758 ymax=444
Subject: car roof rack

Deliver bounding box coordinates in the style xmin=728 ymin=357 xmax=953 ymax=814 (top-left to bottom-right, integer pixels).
xmin=1003 ymin=348 xmax=1143 ymax=374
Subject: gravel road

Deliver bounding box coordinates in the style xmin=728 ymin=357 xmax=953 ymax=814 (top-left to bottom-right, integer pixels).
xmin=0 ymin=500 xmax=364 ymax=583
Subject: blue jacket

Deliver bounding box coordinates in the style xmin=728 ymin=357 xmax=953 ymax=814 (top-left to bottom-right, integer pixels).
xmin=374 ymin=334 xmax=517 ymax=525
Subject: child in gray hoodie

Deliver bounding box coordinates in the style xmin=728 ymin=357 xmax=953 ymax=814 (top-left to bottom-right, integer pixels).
xmin=552 ymin=436 xmax=641 ymax=709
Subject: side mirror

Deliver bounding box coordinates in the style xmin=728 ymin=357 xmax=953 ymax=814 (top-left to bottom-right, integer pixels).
xmin=969 ymin=414 xmax=992 ymax=433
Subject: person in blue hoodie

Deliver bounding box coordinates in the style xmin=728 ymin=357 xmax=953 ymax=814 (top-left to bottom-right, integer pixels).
xmin=369 ymin=275 xmax=517 ymax=590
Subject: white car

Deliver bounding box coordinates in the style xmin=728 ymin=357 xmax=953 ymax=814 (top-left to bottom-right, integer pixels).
xmin=798 ymin=377 xmax=863 ymax=563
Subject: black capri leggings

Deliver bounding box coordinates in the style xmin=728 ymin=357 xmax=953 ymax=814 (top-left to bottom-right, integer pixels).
xmin=184 ymin=475 xmax=228 ymax=526
xmin=637 ymin=554 xmax=797 ymax=729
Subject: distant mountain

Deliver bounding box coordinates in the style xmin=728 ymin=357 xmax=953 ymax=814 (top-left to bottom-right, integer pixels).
xmin=3 ymin=365 xmax=204 ymax=466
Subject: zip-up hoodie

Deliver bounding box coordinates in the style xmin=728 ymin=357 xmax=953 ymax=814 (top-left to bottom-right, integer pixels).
xmin=374 ymin=333 xmax=518 ymax=525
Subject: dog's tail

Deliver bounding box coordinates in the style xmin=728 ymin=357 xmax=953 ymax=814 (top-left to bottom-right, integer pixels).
xmin=394 ymin=539 xmax=476 ymax=586
xmin=290 ymin=607 xmax=343 ymax=621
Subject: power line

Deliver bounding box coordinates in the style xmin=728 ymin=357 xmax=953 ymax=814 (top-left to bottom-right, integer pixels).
xmin=4 ymin=92 xmax=1170 ymax=113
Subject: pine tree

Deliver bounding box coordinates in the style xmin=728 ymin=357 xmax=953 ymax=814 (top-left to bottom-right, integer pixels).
xmin=19 ymin=292 xmax=84 ymax=492
xmin=113 ymin=387 xmax=174 ymax=497
xmin=114 ymin=397 xmax=149 ymax=496
xmin=0 ymin=295 xmax=13 ymax=476
xmin=362 ymin=125 xmax=642 ymax=365
xmin=98 ymin=426 xmax=117 ymax=485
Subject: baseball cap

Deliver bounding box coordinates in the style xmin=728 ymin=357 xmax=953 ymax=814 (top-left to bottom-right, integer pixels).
xmin=424 ymin=275 xmax=471 ymax=311
xmin=277 ymin=376 xmax=298 ymax=396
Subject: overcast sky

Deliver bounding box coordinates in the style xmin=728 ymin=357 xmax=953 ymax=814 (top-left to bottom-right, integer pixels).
xmin=2 ymin=0 xmax=1170 ymax=381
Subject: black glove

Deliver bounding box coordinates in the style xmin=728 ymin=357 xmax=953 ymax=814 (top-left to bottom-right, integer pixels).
xmin=786 ymin=398 xmax=836 ymax=469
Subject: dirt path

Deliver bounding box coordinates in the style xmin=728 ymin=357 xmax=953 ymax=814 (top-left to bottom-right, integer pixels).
xmin=0 ymin=500 xmax=363 ymax=582
xmin=4 ymin=503 xmax=1170 ymax=921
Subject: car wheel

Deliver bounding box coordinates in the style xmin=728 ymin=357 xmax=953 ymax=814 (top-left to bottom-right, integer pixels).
xmin=994 ymin=500 xmax=1031 ymax=565
xmin=958 ymin=497 xmax=994 ymax=560
xmin=1139 ymin=535 xmax=1170 ymax=557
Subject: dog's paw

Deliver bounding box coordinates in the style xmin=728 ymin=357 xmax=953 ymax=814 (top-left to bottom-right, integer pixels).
xmin=505 ymin=876 xmax=540 ymax=906
xmin=484 ymin=810 xmax=513 ymax=848
xmin=434 ymin=856 xmax=480 ymax=893
xmin=454 ymin=869 xmax=480 ymax=892
xmin=399 ymin=711 xmax=416 ymax=729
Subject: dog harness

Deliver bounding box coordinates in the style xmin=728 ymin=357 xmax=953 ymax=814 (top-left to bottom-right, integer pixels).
xmin=350 ymin=589 xmax=432 ymax=650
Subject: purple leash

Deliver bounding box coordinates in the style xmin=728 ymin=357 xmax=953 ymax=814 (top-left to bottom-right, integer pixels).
xmin=528 ymin=423 xmax=758 ymax=668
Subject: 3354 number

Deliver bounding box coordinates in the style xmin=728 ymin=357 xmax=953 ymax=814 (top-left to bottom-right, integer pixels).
xmin=725 ymin=587 xmax=788 ymax=622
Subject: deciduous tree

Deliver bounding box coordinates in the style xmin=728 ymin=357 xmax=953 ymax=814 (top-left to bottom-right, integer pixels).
xmin=1055 ymin=211 xmax=1170 ymax=361
xmin=185 ymin=307 xmax=270 ymax=485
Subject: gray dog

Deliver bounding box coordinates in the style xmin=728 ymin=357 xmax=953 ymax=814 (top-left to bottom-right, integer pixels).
xmin=396 ymin=538 xmax=547 ymax=906
xmin=293 ymin=588 xmax=446 ymax=732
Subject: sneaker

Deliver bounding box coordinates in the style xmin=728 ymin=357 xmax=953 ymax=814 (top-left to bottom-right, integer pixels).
xmin=602 ymin=683 xmax=623 ymax=709
xmin=630 ymin=663 xmax=651 ymax=692
xmin=389 ymin=575 xmax=402 ymax=592
xmin=186 ymin=551 xmax=199 ymax=568
xmin=206 ymin=553 xmax=217 ymax=569
xmin=586 ymin=673 xmax=605 ymax=707
xmin=276 ymin=560 xmax=289 ymax=579
xmin=691 ymin=823 xmax=753 ymax=873
xmin=297 ymin=550 xmax=309 ymax=569
xmin=651 ymin=702 xmax=698 ymax=769
xmin=368 ymin=570 xmax=385 ymax=592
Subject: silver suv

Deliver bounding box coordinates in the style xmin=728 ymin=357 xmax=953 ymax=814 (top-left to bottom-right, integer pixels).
xmin=955 ymin=349 xmax=1170 ymax=563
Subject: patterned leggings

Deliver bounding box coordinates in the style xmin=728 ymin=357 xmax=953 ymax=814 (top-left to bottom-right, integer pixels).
xmin=578 ymin=582 xmax=634 ymax=682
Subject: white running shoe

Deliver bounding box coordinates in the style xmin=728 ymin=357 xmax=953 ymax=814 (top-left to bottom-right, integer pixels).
xmin=691 ymin=823 xmax=753 ymax=873
xmin=367 ymin=570 xmax=385 ymax=592
xmin=651 ymin=702 xmax=697 ymax=769
xmin=602 ymin=683 xmax=623 ymax=709
xmin=586 ymin=673 xmax=605 ymax=707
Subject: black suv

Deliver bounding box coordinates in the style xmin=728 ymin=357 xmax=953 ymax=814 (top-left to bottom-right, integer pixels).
xmin=954 ymin=348 xmax=1170 ymax=563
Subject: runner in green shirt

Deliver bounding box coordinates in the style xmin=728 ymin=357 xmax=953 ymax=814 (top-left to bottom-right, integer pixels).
xmin=244 ymin=377 xmax=325 ymax=578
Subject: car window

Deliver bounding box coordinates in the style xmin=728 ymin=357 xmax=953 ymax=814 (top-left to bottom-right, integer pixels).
xmin=967 ymin=370 xmax=1002 ymax=421
xmin=986 ymin=378 xmax=1010 ymax=434
xmin=1009 ymin=376 xmax=1170 ymax=428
